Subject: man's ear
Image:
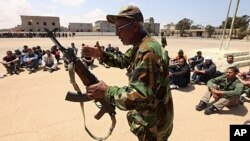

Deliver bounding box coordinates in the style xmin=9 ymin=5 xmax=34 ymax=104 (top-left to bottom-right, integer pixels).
xmin=132 ymin=21 xmax=139 ymax=32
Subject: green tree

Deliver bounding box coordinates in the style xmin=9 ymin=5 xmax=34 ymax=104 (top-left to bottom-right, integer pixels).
xmin=176 ymin=18 xmax=193 ymax=37
xmin=219 ymin=15 xmax=250 ymax=39
xmin=205 ymin=25 xmax=215 ymax=38
xmin=190 ymin=24 xmax=202 ymax=29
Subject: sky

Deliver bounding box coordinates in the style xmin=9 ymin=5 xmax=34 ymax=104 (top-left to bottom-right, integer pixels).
xmin=0 ymin=0 xmax=250 ymax=29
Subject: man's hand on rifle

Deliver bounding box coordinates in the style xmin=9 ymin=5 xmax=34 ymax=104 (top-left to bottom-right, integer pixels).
xmin=86 ymin=81 xmax=109 ymax=99
xmin=82 ymin=41 xmax=104 ymax=58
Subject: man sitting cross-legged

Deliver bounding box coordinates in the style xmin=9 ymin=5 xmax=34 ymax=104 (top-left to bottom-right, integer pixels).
xmin=195 ymin=67 xmax=243 ymax=115
xmin=0 ymin=51 xmax=19 ymax=75
xmin=42 ymin=50 xmax=58 ymax=73
xmin=23 ymin=48 xmax=39 ymax=73
xmin=191 ymin=56 xmax=217 ymax=84
xmin=169 ymin=58 xmax=190 ymax=89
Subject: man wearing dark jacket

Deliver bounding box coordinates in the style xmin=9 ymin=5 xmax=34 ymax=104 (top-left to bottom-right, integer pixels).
xmin=191 ymin=56 xmax=216 ymax=84
xmin=188 ymin=51 xmax=204 ymax=70
xmin=169 ymin=58 xmax=190 ymax=89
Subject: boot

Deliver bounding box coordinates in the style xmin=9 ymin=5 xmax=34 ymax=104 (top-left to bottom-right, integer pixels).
xmin=196 ymin=101 xmax=207 ymax=111
xmin=204 ymin=105 xmax=219 ymax=115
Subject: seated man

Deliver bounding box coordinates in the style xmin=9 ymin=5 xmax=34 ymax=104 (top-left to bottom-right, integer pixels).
xmin=81 ymin=43 xmax=94 ymax=70
xmin=20 ymin=45 xmax=29 ymax=68
xmin=0 ymin=51 xmax=19 ymax=75
xmin=169 ymin=58 xmax=190 ymax=89
xmin=51 ymin=45 xmax=60 ymax=63
xmin=13 ymin=49 xmax=22 ymax=68
xmin=106 ymin=43 xmax=115 ymax=53
xmin=188 ymin=51 xmax=204 ymax=70
xmin=236 ymin=67 xmax=250 ymax=104
xmin=195 ymin=67 xmax=243 ymax=115
xmin=23 ymin=48 xmax=39 ymax=73
xmin=114 ymin=47 xmax=123 ymax=57
xmin=216 ymin=55 xmax=237 ymax=76
xmin=191 ymin=56 xmax=217 ymax=84
xmin=171 ymin=49 xmax=187 ymax=63
xmin=42 ymin=50 xmax=58 ymax=73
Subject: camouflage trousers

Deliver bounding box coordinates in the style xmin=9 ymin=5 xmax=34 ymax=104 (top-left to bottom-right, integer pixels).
xmin=126 ymin=100 xmax=173 ymax=141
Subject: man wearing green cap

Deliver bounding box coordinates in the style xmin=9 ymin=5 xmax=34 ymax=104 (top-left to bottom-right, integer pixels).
xmin=82 ymin=5 xmax=173 ymax=141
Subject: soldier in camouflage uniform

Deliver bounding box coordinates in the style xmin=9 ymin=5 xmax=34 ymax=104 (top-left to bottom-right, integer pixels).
xmin=83 ymin=5 xmax=173 ymax=141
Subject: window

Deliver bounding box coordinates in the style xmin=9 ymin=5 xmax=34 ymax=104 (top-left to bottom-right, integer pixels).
xmin=43 ymin=22 xmax=47 ymax=26
xmin=52 ymin=22 xmax=55 ymax=26
xmin=37 ymin=22 xmax=39 ymax=25
xmin=28 ymin=22 xmax=32 ymax=25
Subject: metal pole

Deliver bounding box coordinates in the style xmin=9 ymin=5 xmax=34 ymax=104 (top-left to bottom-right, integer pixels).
xmin=220 ymin=0 xmax=232 ymax=50
xmin=225 ymin=0 xmax=240 ymax=50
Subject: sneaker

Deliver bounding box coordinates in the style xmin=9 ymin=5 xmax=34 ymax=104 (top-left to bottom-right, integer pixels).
xmin=243 ymin=120 xmax=250 ymax=125
xmin=170 ymin=84 xmax=178 ymax=89
xmin=196 ymin=101 xmax=207 ymax=111
xmin=204 ymin=105 xmax=219 ymax=115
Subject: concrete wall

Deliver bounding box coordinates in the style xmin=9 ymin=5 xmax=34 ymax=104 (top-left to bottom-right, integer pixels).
xmin=74 ymin=32 xmax=115 ymax=36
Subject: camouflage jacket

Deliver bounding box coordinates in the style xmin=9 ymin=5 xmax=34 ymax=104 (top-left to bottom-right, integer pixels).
xmin=102 ymin=36 xmax=174 ymax=140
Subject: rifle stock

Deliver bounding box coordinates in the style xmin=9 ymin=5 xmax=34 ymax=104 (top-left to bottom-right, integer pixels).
xmin=45 ymin=28 xmax=116 ymax=120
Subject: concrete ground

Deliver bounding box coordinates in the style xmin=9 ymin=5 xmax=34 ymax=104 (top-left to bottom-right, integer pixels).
xmin=0 ymin=36 xmax=249 ymax=141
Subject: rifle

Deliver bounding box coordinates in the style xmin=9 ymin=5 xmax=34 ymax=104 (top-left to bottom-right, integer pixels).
xmin=45 ymin=28 xmax=116 ymax=140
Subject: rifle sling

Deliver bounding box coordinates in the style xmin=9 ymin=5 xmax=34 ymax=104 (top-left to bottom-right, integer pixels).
xmin=68 ymin=62 xmax=116 ymax=141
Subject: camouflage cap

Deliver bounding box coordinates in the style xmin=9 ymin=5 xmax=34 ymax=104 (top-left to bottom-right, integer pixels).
xmin=106 ymin=5 xmax=144 ymax=24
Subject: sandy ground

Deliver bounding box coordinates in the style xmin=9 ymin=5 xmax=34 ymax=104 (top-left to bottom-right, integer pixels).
xmin=0 ymin=36 xmax=250 ymax=141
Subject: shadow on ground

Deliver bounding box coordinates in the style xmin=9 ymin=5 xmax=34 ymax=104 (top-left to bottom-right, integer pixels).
xmin=219 ymin=105 xmax=248 ymax=116
xmin=176 ymin=84 xmax=195 ymax=92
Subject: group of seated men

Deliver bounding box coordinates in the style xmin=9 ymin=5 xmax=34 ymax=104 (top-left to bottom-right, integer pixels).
xmin=1 ymin=45 xmax=250 ymax=116
xmin=169 ymin=49 xmax=249 ymax=115
xmin=1 ymin=45 xmax=59 ymax=74
xmin=1 ymin=43 xmax=123 ymax=75
xmin=169 ymin=50 xmax=237 ymax=89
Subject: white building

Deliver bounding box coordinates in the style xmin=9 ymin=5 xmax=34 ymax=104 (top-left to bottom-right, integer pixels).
xmin=20 ymin=15 xmax=60 ymax=32
xmin=161 ymin=22 xmax=176 ymax=36
xmin=68 ymin=23 xmax=93 ymax=32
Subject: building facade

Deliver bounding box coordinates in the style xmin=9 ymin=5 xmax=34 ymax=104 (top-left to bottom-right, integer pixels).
xmin=68 ymin=23 xmax=93 ymax=32
xmin=144 ymin=17 xmax=160 ymax=36
xmin=94 ymin=20 xmax=115 ymax=32
xmin=20 ymin=15 xmax=60 ymax=32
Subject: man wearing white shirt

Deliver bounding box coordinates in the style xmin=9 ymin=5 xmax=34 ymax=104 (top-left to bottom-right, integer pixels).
xmin=42 ymin=50 xmax=58 ymax=73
